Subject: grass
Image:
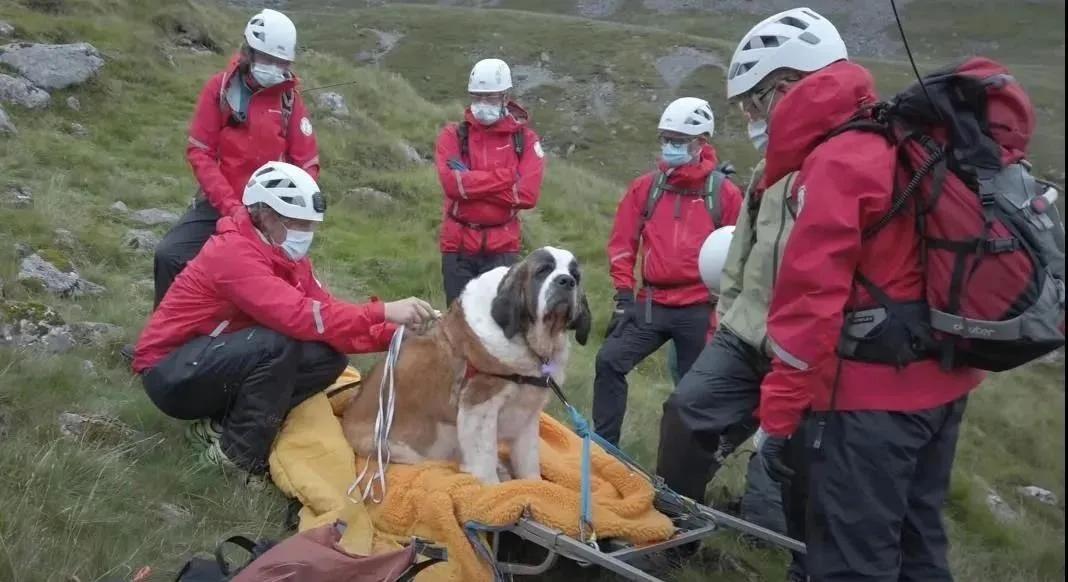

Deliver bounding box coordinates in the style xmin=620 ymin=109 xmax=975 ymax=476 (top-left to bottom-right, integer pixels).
xmin=0 ymin=0 xmax=1064 ymax=581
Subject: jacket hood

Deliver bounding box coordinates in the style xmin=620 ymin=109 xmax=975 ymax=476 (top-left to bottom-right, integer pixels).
xmin=763 ymin=61 xmax=879 ymax=185
xmin=463 ymin=100 xmax=530 ymax=134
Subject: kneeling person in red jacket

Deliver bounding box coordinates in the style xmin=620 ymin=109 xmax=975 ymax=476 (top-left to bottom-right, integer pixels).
xmin=592 ymin=97 xmax=743 ymax=447
xmin=133 ymin=161 xmax=436 ymax=478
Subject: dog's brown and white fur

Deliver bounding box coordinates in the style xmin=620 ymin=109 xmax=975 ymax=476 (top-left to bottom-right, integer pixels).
xmin=341 ymin=247 xmax=591 ymax=484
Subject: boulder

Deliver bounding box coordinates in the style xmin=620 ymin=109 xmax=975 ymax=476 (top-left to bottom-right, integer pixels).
xmin=0 ymin=42 xmax=105 ymax=91
xmin=0 ymin=299 xmax=67 ymax=353
xmin=0 ymin=21 xmax=14 ymax=38
xmin=110 ymin=200 xmax=129 ymax=213
xmin=66 ymin=321 xmax=122 ymax=346
xmin=129 ymin=208 xmax=178 ymax=226
xmin=0 ymin=104 xmax=14 ymax=136
xmin=53 ymin=228 xmax=77 ymax=250
xmin=121 ymin=229 xmax=161 ymax=254
xmin=1 ymin=185 xmax=32 ymax=209
xmin=0 ymin=73 xmax=51 ymax=109
xmin=66 ymin=96 xmax=80 ymax=111
xmin=68 ymin=122 xmax=88 ymax=137
xmin=1017 ymin=485 xmax=1058 ymax=506
xmin=314 ymin=91 xmax=349 ymax=117
xmin=398 ymin=142 xmax=424 ymax=164
xmin=986 ymin=490 xmax=1019 ymax=523
xmin=17 ymin=253 xmax=105 ymax=297
xmin=348 ymin=187 xmax=394 ymax=205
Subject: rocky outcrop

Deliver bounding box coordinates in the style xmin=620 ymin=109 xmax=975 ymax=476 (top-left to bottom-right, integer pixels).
xmin=0 ymin=42 xmax=105 ymax=90
xmin=0 ymin=73 xmax=51 ymax=109
xmin=17 ymin=253 xmax=106 ymax=297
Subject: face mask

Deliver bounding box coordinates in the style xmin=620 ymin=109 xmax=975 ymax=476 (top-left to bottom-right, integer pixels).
xmin=471 ymin=102 xmax=503 ymax=125
xmin=251 ymin=62 xmax=287 ymax=88
xmin=660 ymin=142 xmax=693 ymax=167
xmin=748 ymin=119 xmax=769 ymax=154
xmin=281 ymin=228 xmax=314 ymax=261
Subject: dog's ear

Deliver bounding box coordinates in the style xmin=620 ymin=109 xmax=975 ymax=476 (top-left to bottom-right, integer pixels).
xmin=569 ymin=287 xmax=592 ymax=346
xmin=491 ymin=264 xmax=530 ymax=340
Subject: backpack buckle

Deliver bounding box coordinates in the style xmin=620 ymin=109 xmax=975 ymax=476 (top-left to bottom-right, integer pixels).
xmin=984 ymin=237 xmax=1020 ymax=253
xmin=979 ymin=191 xmax=997 ymax=206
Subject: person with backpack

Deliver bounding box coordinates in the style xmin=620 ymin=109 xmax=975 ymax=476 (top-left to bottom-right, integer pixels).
xmin=592 ymin=97 xmax=742 ymax=447
xmin=153 ymin=8 xmax=318 ymax=310
xmin=434 ymin=58 xmax=546 ymax=306
xmin=727 ymin=8 xmax=1063 ymax=581
xmin=133 ymin=161 xmax=437 ymax=482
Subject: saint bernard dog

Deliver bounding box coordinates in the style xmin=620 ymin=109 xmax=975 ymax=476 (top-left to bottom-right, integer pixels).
xmin=341 ymin=246 xmax=591 ymax=485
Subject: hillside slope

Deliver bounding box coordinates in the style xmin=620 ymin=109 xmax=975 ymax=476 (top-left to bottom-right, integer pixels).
xmin=0 ymin=1 xmax=1064 ymax=581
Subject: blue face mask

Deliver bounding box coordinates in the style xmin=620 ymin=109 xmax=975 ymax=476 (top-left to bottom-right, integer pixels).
xmin=660 ymin=142 xmax=693 ymax=167
xmin=281 ymin=228 xmax=314 ymax=261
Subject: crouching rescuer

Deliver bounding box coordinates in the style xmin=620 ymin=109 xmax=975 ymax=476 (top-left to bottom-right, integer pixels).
xmin=132 ymin=161 xmax=436 ymax=479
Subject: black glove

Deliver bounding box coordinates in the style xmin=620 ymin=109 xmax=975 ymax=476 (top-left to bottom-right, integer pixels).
xmin=755 ymin=428 xmax=795 ymax=484
xmin=604 ymin=291 xmax=636 ymax=339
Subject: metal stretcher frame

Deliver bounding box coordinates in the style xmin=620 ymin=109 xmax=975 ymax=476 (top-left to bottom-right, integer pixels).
xmin=414 ymin=488 xmax=806 ymax=582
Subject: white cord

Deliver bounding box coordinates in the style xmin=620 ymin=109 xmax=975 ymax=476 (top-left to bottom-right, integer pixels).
xmin=347 ymin=325 xmax=405 ymax=504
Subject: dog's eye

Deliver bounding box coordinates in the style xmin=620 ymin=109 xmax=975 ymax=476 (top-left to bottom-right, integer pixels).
xmin=537 ymin=264 xmax=554 ymax=277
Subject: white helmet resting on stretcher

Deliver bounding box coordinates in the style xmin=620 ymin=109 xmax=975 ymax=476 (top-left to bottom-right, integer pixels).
xmin=699 ymin=226 xmax=735 ymax=295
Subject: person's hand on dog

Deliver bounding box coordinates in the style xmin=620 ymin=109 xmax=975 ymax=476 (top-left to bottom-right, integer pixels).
xmin=385 ymin=297 xmax=438 ymax=328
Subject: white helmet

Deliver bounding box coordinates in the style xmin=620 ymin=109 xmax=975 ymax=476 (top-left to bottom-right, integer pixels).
xmin=244 ymin=8 xmax=297 ymax=62
xmin=658 ymin=97 xmax=715 ymax=137
xmin=243 ymin=161 xmax=325 ymax=222
xmin=699 ymin=226 xmax=735 ymax=295
xmin=468 ymin=58 xmax=512 ymax=93
xmin=726 ymin=7 xmax=847 ymax=99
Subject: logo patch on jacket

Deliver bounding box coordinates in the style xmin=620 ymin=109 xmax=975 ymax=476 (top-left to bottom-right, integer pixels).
xmin=534 ymin=141 xmax=544 ymax=158
xmin=300 ymin=117 xmax=313 ymax=136
xmin=796 ymin=184 xmax=806 ymax=215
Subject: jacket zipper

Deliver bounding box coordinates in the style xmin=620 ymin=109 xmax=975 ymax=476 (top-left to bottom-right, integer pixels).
xmin=762 ymin=178 xmax=793 ymax=355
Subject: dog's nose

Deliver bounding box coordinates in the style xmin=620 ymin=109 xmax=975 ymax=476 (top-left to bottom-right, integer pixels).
xmin=554 ymin=274 xmax=576 ymax=289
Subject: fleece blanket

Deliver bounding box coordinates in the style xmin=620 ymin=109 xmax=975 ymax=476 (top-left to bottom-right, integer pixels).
xmin=268 ymin=366 xmax=675 ymax=582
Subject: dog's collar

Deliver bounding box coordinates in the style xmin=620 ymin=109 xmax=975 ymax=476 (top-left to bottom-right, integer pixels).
xmin=463 ymin=361 xmax=552 ymax=389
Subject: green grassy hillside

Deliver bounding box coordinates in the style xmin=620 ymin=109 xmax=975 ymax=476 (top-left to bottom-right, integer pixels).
xmin=0 ymin=1 xmax=1063 ymax=581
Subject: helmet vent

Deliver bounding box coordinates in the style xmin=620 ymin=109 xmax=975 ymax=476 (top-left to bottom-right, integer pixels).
xmin=265 ymin=178 xmax=295 ymax=189
xmin=802 ymin=9 xmax=820 ymax=20
xmin=278 ymin=195 xmax=306 ymax=207
xmin=779 ymin=15 xmax=809 ymax=30
xmin=799 ymin=31 xmax=821 ymax=45
xmin=250 ymin=17 xmax=263 ymax=26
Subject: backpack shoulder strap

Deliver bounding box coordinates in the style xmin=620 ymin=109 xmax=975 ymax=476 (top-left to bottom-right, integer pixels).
xmin=457 ymin=121 xmax=470 ymax=158
xmin=704 ymin=162 xmax=736 ymax=226
xmin=280 ymin=88 xmax=295 ymax=139
xmin=634 ymin=172 xmax=668 ymax=243
xmin=512 ymin=129 xmax=525 ymax=158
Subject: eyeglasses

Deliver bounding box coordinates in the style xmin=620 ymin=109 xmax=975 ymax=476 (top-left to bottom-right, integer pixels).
xmin=658 ymin=135 xmax=697 ymax=147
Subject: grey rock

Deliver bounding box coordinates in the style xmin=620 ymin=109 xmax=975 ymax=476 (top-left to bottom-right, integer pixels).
xmin=81 ymin=359 xmax=96 ymax=375
xmin=539 ymin=51 xmax=551 ymax=64
xmin=121 ymin=229 xmax=161 ymax=254
xmin=66 ymin=321 xmax=122 ymax=346
xmin=314 ymin=91 xmax=349 ymax=117
xmin=66 ymin=96 xmax=80 ymax=111
xmin=17 ymin=253 xmax=105 ymax=297
xmin=57 ymin=412 xmax=135 ymax=442
xmin=655 ymin=47 xmax=724 ymax=90
xmin=398 ymin=142 xmax=424 ymax=164
xmin=68 ymin=122 xmax=88 ymax=137
xmin=0 ymin=300 xmax=65 ymax=350
xmin=0 ymin=42 xmax=105 ymax=91
xmin=1 ymin=185 xmax=32 ymax=209
xmin=39 ymin=326 xmax=76 ymax=354
xmin=53 ymin=228 xmax=77 ymax=250
xmin=0 ymin=73 xmax=50 ymax=109
xmin=986 ymin=490 xmax=1019 ymax=523
xmin=1017 ymin=485 xmax=1058 ymax=506
xmin=14 ymin=242 xmax=32 ymax=258
xmin=129 ymin=208 xmax=179 ymax=226
xmin=0 ymin=104 xmax=14 ymax=136
xmin=110 ymin=200 xmax=129 ymax=213
xmin=348 ymin=187 xmax=394 ymax=205
xmin=0 ymin=21 xmax=14 ymax=38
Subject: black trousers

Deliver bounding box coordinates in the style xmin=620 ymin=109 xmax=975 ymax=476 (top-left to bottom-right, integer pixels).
xmin=591 ymin=302 xmax=711 ymax=447
xmin=441 ymin=251 xmax=519 ymax=307
xmin=142 ymin=326 xmax=348 ymax=474
xmin=153 ymin=198 xmax=220 ymax=308
xmin=656 ymin=327 xmax=769 ymax=502
xmin=805 ymin=397 xmax=968 ymax=582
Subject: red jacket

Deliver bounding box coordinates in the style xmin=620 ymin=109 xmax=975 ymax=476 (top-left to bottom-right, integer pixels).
xmin=434 ymin=103 xmax=545 ymax=254
xmin=606 ymin=144 xmax=743 ymax=307
xmin=133 ymin=214 xmax=394 ymax=373
xmin=758 ymin=61 xmax=985 ymax=437
xmin=187 ymin=55 xmax=320 ymax=218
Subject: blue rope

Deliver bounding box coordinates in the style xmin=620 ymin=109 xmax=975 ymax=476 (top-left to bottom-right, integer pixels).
xmin=564 ymin=405 xmax=594 ymax=544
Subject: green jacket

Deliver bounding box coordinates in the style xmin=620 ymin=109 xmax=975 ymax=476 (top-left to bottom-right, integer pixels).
xmin=716 ymin=159 xmax=800 ymax=355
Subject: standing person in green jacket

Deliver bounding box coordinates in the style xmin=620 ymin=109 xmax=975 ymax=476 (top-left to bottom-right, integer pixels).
xmin=654 ymin=9 xmax=852 ymax=580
